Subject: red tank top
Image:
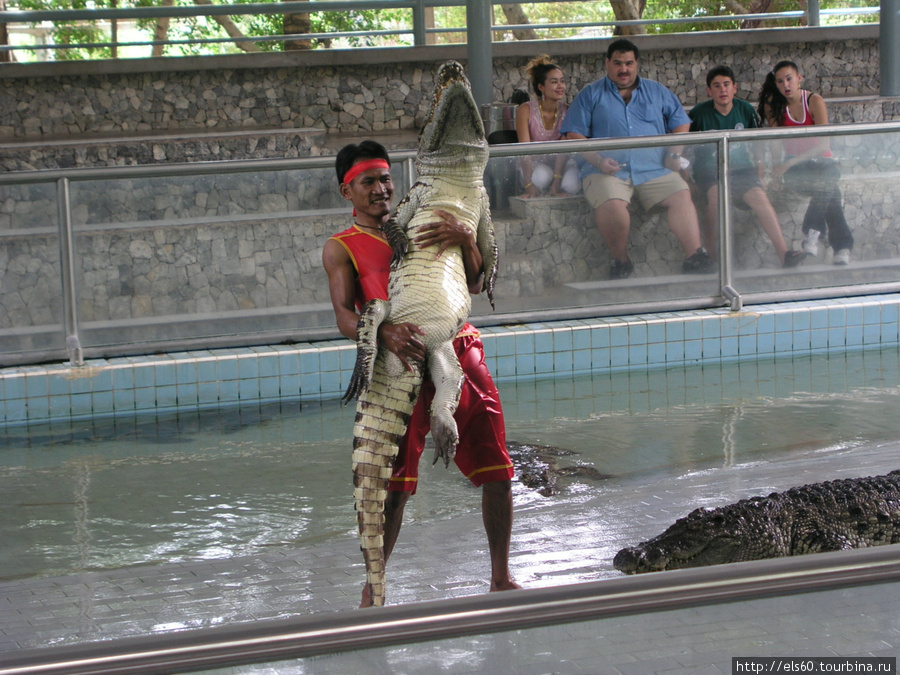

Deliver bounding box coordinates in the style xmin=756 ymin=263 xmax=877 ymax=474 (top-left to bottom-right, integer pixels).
xmin=329 ymin=224 xmax=480 ymax=339
xmin=330 ymin=225 xmax=391 ymax=311
xmin=781 ymin=90 xmax=832 ymax=158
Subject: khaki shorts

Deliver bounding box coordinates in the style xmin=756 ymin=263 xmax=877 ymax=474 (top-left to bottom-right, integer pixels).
xmin=583 ymin=171 xmax=689 ymax=211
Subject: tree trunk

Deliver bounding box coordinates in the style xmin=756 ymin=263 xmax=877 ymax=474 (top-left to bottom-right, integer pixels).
xmin=283 ymin=13 xmax=312 ymax=50
xmin=0 ymin=0 xmax=11 ymax=63
xmin=608 ymin=0 xmax=647 ymax=35
xmin=498 ymin=4 xmax=538 ymax=41
xmin=151 ymin=0 xmax=174 ymax=58
xmin=193 ymin=0 xmax=261 ymax=52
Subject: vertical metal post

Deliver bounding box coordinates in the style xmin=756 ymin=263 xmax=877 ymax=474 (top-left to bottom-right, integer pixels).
xmin=466 ymin=0 xmax=494 ymax=108
xmin=412 ymin=0 xmax=426 ymax=46
xmin=57 ymin=178 xmax=83 ymax=365
xmin=882 ymin=0 xmax=900 ymax=96
xmin=717 ymin=136 xmax=742 ymax=311
xmin=806 ymin=0 xmax=820 ymax=26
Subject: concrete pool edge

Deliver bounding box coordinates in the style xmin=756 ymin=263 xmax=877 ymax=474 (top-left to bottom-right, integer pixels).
xmin=2 ymin=294 xmax=899 ymax=428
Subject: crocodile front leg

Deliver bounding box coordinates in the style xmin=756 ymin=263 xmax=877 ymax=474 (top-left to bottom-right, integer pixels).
xmin=427 ymin=339 xmax=464 ymax=467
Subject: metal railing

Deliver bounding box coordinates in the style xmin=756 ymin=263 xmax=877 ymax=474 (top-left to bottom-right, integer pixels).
xmin=1 ymin=120 xmax=899 ymax=367
xmin=1 ymin=544 xmax=899 ymax=674
xmin=0 ymin=0 xmax=879 ymax=59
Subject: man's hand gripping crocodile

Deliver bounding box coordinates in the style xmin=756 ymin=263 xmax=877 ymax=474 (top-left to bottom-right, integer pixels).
xmin=343 ymin=61 xmax=498 ymax=607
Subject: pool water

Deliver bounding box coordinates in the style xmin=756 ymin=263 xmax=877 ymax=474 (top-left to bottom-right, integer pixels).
xmin=3 ymin=347 xmax=900 ymax=583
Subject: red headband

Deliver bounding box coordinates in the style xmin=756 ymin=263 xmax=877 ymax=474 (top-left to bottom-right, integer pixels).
xmin=343 ymin=158 xmax=390 ymax=185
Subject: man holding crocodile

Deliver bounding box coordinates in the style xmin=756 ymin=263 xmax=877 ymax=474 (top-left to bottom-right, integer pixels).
xmin=322 ymin=139 xmax=520 ymax=607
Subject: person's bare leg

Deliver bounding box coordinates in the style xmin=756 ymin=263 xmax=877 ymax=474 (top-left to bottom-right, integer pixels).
xmin=659 ymin=189 xmax=703 ymax=256
xmin=593 ymin=199 xmax=631 ymax=263
xmin=703 ymin=185 xmax=720 ymax=259
xmin=743 ymin=187 xmax=788 ymax=262
xmin=360 ymin=489 xmax=410 ymax=608
xmin=482 ymin=480 xmax=522 ymax=592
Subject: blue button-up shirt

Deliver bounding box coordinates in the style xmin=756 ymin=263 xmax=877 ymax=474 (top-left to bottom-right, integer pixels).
xmin=560 ymin=76 xmax=691 ymax=185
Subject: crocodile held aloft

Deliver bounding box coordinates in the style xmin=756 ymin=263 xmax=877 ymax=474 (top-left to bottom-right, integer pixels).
xmin=343 ymin=61 xmax=497 ymax=607
xmin=614 ymin=471 xmax=900 ymax=574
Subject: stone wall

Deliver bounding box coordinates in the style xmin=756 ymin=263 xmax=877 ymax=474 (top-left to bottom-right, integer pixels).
xmin=0 ymin=26 xmax=886 ymax=147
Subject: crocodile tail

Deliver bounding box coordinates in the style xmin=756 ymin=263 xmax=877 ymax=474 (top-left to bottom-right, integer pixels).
xmin=352 ymin=357 xmax=423 ymax=607
xmin=342 ymin=299 xmax=391 ymax=405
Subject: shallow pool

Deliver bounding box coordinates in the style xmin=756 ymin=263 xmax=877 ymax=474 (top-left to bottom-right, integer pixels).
xmin=3 ymin=347 xmax=900 ymax=583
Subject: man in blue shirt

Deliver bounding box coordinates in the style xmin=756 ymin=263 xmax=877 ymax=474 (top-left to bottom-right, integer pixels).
xmin=562 ymin=38 xmax=714 ymax=279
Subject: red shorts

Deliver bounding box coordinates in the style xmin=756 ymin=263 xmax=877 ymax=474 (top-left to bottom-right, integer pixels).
xmin=388 ymin=326 xmax=513 ymax=494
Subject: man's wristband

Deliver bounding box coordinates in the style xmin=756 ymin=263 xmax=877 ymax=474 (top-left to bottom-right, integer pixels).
xmin=668 ymin=152 xmax=682 ymax=160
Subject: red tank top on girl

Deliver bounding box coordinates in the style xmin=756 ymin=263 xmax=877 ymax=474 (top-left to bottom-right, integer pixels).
xmin=781 ymin=90 xmax=832 ymax=158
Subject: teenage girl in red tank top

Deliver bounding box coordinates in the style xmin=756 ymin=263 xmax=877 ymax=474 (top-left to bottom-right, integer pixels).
xmin=757 ymin=60 xmax=853 ymax=265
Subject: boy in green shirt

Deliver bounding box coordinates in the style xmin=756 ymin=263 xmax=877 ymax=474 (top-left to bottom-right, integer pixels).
xmin=689 ymin=65 xmax=805 ymax=268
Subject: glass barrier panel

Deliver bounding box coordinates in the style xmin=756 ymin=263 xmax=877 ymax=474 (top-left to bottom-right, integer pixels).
xmin=728 ymin=127 xmax=900 ymax=294
xmin=0 ymin=181 xmax=65 ymax=360
xmin=66 ymin=167 xmax=410 ymax=351
xmin=477 ymin=141 xmax=720 ymax=323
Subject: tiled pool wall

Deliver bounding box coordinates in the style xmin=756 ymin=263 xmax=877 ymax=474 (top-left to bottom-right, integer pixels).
xmin=1 ymin=294 xmax=899 ymax=428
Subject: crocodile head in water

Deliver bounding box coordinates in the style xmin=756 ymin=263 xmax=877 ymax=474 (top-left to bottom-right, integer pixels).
xmin=613 ymin=501 xmax=767 ymax=574
xmin=415 ymin=60 xmax=489 ymax=179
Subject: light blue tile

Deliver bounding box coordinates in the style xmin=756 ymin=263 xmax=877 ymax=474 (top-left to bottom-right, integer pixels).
xmin=720 ymin=336 xmax=739 ymax=358
xmin=497 ymin=334 xmax=516 ymax=356
xmin=793 ymin=329 xmax=811 ymax=352
xmin=277 ymin=353 xmax=300 ymax=377
xmin=828 ymin=327 xmax=846 ymax=348
xmin=5 ymin=398 xmax=26 ymax=422
xmin=155 ymin=362 xmax=176 ymax=387
xmin=591 ymin=347 xmax=610 ymax=370
xmin=774 ymin=331 xmax=793 ymax=352
xmin=683 ymin=319 xmax=702 ymax=341
xmin=738 ymin=334 xmax=756 ymax=356
xmin=684 ymin=339 xmax=702 ymax=362
xmin=572 ymin=328 xmax=591 ymax=351
xmin=756 ymin=312 xmax=775 ymax=333
xmin=238 ymin=355 xmax=260 ymax=379
xmin=591 ymin=326 xmax=610 ymax=349
xmin=553 ymin=350 xmax=574 ymax=373
xmin=628 ymin=343 xmax=648 ymax=367
xmin=278 ymin=373 xmax=300 ymax=397
xmin=757 ymin=332 xmax=775 ymax=354
xmin=774 ymin=311 xmax=792 ymax=333
xmin=881 ymin=302 xmax=899 ymax=325
xmin=218 ymin=379 xmax=240 ymax=403
xmin=67 ymin=373 xmax=92 ymax=395
xmin=845 ymin=304 xmax=863 ymax=326
xmin=480 ymin=336 xmax=497 ymax=359
xmin=609 ymin=325 xmax=628 ymax=347
xmin=534 ymin=331 xmax=554 ymax=353
xmin=810 ymin=328 xmax=828 ymax=350
xmin=534 ymin=352 xmax=554 ymax=374
xmin=239 ymin=377 xmax=260 ymax=401
xmin=573 ymin=349 xmax=591 ymax=372
xmin=156 ymin=385 xmax=178 ymax=408
xmin=810 ymin=307 xmax=828 ymax=329
xmin=497 ymin=355 xmax=517 ymax=378
xmin=71 ymin=393 xmax=93 ymax=417
xmin=666 ymin=319 xmax=685 ymax=342
xmin=49 ymin=395 xmax=70 ymax=418
xmin=666 ymin=341 xmax=685 ymax=365
xmin=176 ymin=361 xmax=198 ymax=385
xmin=845 ymin=327 xmax=863 ymax=347
xmin=719 ymin=316 xmax=739 ymax=338
xmin=702 ymin=339 xmax=721 ymax=360
xmin=610 ymin=346 xmax=628 ymax=368
xmin=701 ymin=318 xmax=720 ymax=340
xmin=196 ymin=359 xmax=218 ymax=382
xmin=299 ymin=351 xmax=319 ymax=376
xmin=178 ymin=383 xmax=200 ymax=406
xmin=3 ymin=375 xmax=25 ymax=399
xmin=515 ymin=332 xmax=535 ymax=356
xmin=134 ymin=387 xmax=156 ymax=409
xmin=647 ymin=321 xmax=666 ymax=344
xmin=91 ymin=391 xmax=114 ymax=415
xmin=628 ymin=323 xmax=647 ymax=346
xmin=47 ymin=373 xmax=70 ymax=396
xmin=25 ymin=373 xmax=48 ymax=398
xmin=554 ymin=329 xmax=573 ymax=353
xmin=320 ymin=370 xmax=342 ymax=395
xmin=198 ymin=381 xmax=220 ymax=404
xmin=863 ymin=303 xmax=881 ymax=325
xmin=515 ymin=353 xmax=535 ymax=376
xmin=112 ymin=383 xmax=135 ymax=411
xmin=133 ymin=364 xmax=155 ymax=389
xmin=647 ymin=342 xmax=668 ymax=365
xmin=259 ymin=376 xmax=281 ymax=400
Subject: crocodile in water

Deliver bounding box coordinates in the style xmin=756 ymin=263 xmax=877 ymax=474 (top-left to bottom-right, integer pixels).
xmin=614 ymin=471 xmax=900 ymax=574
xmin=343 ymin=61 xmax=497 ymax=606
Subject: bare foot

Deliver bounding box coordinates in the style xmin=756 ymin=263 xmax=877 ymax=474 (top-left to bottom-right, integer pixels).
xmin=490 ymin=579 xmax=523 ymax=592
